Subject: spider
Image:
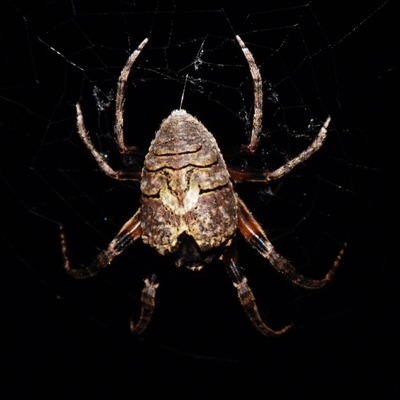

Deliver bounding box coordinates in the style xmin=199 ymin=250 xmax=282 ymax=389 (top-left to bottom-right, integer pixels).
xmin=61 ymin=36 xmax=345 ymax=336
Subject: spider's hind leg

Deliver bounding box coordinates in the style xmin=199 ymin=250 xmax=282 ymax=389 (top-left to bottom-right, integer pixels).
xmin=61 ymin=209 xmax=142 ymax=279
xmin=236 ymin=194 xmax=346 ymax=289
xmin=223 ymin=240 xmax=293 ymax=337
xmin=130 ymin=272 xmax=159 ymax=335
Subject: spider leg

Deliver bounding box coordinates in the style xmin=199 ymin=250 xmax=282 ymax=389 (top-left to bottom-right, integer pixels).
xmin=236 ymin=194 xmax=346 ymax=289
xmin=130 ymin=272 xmax=159 ymax=335
xmin=229 ymin=117 xmax=331 ymax=183
xmin=223 ymin=240 xmax=293 ymax=336
xmin=236 ymin=35 xmax=263 ymax=154
xmin=61 ymin=209 xmax=142 ymax=279
xmin=114 ymin=37 xmax=149 ymax=154
xmin=76 ymin=103 xmax=142 ymax=181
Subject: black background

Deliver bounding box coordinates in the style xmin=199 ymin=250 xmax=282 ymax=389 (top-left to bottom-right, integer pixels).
xmin=2 ymin=0 xmax=399 ymax=397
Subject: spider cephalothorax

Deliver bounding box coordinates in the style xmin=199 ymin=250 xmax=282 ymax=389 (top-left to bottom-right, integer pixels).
xmin=61 ymin=36 xmax=345 ymax=336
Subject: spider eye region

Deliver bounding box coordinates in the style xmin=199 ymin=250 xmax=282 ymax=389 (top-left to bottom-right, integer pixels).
xmin=140 ymin=110 xmax=237 ymax=257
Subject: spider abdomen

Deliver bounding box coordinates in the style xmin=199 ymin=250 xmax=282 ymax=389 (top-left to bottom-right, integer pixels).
xmin=140 ymin=109 xmax=237 ymax=256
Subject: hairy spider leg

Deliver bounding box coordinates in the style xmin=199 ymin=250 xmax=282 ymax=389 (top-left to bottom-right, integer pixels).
xmin=129 ymin=272 xmax=159 ymax=334
xmin=229 ymin=117 xmax=331 ymax=183
xmin=76 ymin=103 xmax=142 ymax=181
xmin=223 ymin=240 xmax=293 ymax=336
xmin=236 ymin=195 xmax=346 ymax=289
xmin=61 ymin=209 xmax=142 ymax=278
xmin=61 ymin=209 xmax=159 ymax=333
xmin=114 ymin=37 xmax=149 ymax=154
xmin=235 ymin=35 xmax=263 ymax=153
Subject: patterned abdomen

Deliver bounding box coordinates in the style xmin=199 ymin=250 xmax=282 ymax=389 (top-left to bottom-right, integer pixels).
xmin=140 ymin=110 xmax=237 ymax=255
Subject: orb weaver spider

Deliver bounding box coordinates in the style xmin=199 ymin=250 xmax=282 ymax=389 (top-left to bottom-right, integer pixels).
xmin=61 ymin=36 xmax=345 ymax=336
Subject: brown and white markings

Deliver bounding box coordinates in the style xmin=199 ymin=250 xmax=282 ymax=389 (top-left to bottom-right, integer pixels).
xmin=60 ymin=36 xmax=346 ymax=336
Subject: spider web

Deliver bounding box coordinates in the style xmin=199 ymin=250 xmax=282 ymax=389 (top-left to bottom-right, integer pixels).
xmin=2 ymin=0 xmax=397 ymax=393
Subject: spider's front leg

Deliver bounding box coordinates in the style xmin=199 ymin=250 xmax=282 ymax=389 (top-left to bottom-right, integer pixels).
xmin=114 ymin=37 xmax=149 ymax=154
xmin=236 ymin=195 xmax=346 ymax=289
xmin=229 ymin=117 xmax=331 ymax=183
xmin=236 ymin=35 xmax=263 ymax=153
xmin=223 ymin=240 xmax=293 ymax=337
xmin=76 ymin=103 xmax=142 ymax=181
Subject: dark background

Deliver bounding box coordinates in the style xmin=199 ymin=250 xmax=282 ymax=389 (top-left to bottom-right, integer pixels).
xmin=2 ymin=0 xmax=398 ymax=396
